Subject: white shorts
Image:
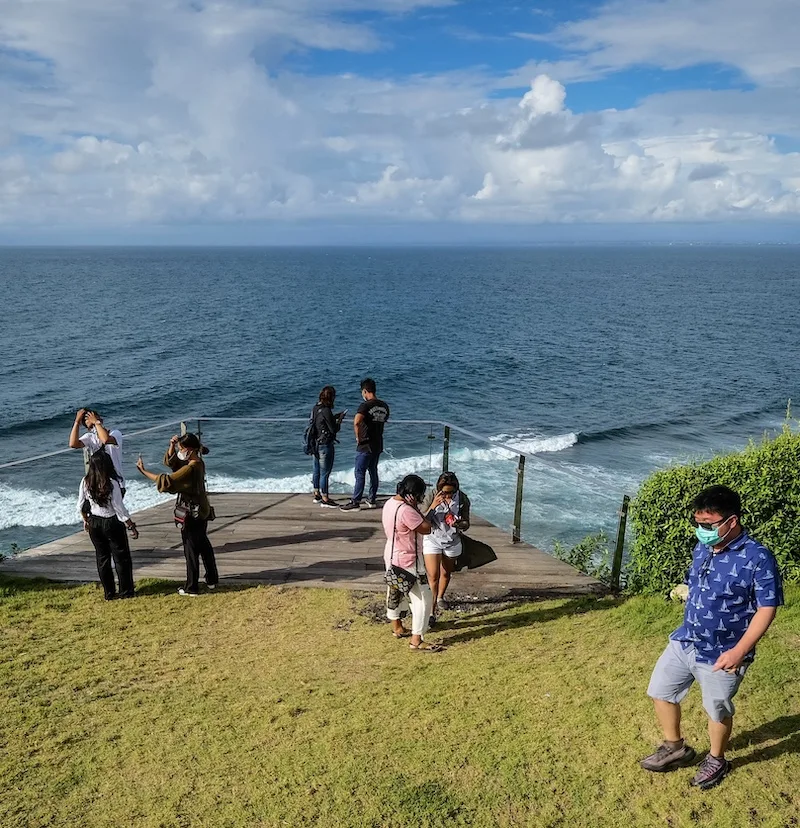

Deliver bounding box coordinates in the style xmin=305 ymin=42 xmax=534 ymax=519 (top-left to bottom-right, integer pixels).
xmin=422 ymin=535 xmax=462 ymax=558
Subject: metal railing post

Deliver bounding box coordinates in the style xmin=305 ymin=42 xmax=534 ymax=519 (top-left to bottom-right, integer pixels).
xmin=196 ymin=419 xmax=202 ymax=443
xmin=611 ymin=494 xmax=630 ymax=590
xmin=442 ymin=425 xmax=450 ymax=473
xmin=512 ymin=454 xmax=525 ymax=543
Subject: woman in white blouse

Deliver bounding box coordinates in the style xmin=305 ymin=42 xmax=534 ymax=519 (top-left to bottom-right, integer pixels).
xmin=78 ymin=450 xmax=139 ymax=600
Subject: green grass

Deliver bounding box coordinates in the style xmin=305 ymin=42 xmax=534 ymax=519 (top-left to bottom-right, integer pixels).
xmin=1 ymin=577 xmax=798 ymax=828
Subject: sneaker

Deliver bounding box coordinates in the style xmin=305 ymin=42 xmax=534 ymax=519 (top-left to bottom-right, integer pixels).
xmin=205 ymin=583 xmax=216 ymax=590
xmin=438 ymin=596 xmax=450 ymax=611
xmin=691 ymin=755 xmax=731 ymax=790
xmin=177 ymin=588 xmax=200 ymax=597
xmin=312 ymin=494 xmax=323 ymax=504
xmin=320 ymin=499 xmax=338 ymax=508
xmin=640 ymin=741 xmax=697 ymax=772
xmin=339 ymin=500 xmax=361 ymax=512
xmin=364 ymin=499 xmax=378 ymax=509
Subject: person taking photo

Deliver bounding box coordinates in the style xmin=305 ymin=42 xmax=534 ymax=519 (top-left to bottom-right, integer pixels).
xmin=137 ymin=433 xmax=219 ymax=597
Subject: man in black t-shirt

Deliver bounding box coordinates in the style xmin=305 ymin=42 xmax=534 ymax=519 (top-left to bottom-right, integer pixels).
xmin=339 ymin=378 xmax=390 ymax=511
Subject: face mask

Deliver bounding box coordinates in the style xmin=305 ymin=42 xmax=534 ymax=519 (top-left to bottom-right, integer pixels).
xmin=177 ymin=449 xmax=188 ymax=461
xmin=695 ymin=518 xmax=732 ymax=547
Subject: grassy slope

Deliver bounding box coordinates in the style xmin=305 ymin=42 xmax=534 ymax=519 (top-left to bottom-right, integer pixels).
xmin=0 ymin=578 xmax=798 ymax=828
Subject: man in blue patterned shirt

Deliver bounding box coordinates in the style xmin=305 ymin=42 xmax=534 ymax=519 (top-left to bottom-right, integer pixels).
xmin=640 ymin=485 xmax=783 ymax=789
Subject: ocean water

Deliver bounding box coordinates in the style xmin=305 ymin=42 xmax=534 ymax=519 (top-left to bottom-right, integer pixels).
xmin=1 ymin=245 xmax=798 ymax=558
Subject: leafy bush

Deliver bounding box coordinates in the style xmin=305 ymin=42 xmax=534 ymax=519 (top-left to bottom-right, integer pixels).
xmin=553 ymin=531 xmax=612 ymax=584
xmin=628 ymin=425 xmax=800 ymax=595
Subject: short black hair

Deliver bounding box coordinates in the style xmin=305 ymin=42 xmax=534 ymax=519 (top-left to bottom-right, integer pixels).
xmin=692 ymin=485 xmax=741 ymax=518
xmin=360 ymin=378 xmax=376 ymax=394
xmin=397 ymin=474 xmax=426 ymax=501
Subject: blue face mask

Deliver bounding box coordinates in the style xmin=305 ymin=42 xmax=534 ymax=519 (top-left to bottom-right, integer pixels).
xmin=695 ymin=518 xmax=732 ymax=547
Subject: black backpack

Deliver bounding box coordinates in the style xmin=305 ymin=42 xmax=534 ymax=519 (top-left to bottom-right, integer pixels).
xmin=303 ymin=410 xmax=318 ymax=456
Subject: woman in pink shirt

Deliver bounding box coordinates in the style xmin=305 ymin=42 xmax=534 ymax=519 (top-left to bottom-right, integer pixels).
xmin=383 ymin=474 xmax=441 ymax=651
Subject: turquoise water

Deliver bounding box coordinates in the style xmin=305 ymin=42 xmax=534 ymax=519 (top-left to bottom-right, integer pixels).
xmin=1 ymin=245 xmax=797 ymax=556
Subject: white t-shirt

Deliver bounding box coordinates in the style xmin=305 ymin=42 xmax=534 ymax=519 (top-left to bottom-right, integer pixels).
xmin=79 ymin=428 xmax=125 ymax=488
xmin=77 ymin=478 xmax=131 ymax=522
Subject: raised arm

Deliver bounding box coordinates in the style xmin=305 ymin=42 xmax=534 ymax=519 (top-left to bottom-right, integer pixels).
xmin=69 ymin=409 xmax=86 ymax=449
xmin=163 ymin=435 xmax=183 ymax=470
xmin=85 ymin=412 xmax=117 ymax=446
xmin=414 ymin=517 xmax=432 ymax=535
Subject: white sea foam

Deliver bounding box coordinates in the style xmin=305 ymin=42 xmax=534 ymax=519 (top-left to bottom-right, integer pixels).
xmin=0 ymin=430 xmax=590 ymax=533
xmin=489 ymin=431 xmax=579 ymax=456
xmin=0 ymin=481 xmax=171 ymax=530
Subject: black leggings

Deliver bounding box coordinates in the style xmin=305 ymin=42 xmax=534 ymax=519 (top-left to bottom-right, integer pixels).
xmin=181 ymin=516 xmax=219 ymax=593
xmin=88 ymin=516 xmax=134 ymax=599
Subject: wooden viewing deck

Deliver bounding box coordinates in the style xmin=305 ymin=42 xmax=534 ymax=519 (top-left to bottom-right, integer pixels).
xmin=1 ymin=493 xmax=606 ymax=599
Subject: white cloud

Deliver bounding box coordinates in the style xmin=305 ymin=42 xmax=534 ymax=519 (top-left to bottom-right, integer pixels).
xmin=536 ymin=0 xmax=800 ymax=86
xmin=0 ymin=0 xmax=798 ymax=231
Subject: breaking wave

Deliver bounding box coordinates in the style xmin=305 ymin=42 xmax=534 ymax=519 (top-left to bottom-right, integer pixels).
xmin=0 ymin=430 xmax=580 ymax=531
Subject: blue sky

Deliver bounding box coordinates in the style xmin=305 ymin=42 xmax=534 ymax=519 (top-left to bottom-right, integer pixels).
xmin=0 ymin=0 xmax=799 ymax=243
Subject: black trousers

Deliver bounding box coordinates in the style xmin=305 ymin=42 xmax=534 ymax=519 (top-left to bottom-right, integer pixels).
xmin=181 ymin=515 xmax=219 ymax=593
xmin=88 ymin=516 xmax=134 ymax=599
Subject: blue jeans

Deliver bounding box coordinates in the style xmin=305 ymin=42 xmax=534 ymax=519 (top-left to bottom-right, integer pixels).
xmin=312 ymin=443 xmax=336 ymax=496
xmin=353 ymin=450 xmax=380 ymax=503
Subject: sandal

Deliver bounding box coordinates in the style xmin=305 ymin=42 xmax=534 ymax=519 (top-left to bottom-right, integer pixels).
xmin=392 ymin=630 xmax=410 ymax=639
xmin=409 ymin=642 xmax=443 ymax=652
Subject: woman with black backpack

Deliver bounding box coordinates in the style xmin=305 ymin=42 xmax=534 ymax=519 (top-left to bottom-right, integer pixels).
xmin=309 ymin=385 xmax=346 ymax=508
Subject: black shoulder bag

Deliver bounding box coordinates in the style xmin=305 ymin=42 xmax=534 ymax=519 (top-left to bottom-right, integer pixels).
xmin=385 ymin=503 xmax=423 ymax=605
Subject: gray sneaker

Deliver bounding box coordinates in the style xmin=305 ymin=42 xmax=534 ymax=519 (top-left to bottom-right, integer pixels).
xmin=640 ymin=741 xmax=697 ymax=772
xmin=690 ymin=755 xmax=731 ymax=790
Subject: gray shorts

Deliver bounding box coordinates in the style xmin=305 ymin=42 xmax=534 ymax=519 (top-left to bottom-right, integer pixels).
xmin=647 ymin=640 xmax=748 ymax=722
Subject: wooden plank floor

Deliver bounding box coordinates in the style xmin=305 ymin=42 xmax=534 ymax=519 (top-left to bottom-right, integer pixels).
xmin=1 ymin=493 xmax=607 ymax=599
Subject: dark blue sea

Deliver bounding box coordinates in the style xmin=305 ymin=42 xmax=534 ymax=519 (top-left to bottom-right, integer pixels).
xmin=1 ymin=245 xmax=798 ymax=557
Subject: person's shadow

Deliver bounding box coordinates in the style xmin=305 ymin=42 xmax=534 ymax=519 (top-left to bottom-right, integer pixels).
xmin=729 ymin=713 xmax=800 ymax=768
xmin=436 ymin=596 xmax=623 ymax=645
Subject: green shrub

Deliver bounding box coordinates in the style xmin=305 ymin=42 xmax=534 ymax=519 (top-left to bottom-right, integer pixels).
xmin=554 ymin=531 xmax=612 ymax=584
xmin=628 ymin=425 xmax=800 ymax=595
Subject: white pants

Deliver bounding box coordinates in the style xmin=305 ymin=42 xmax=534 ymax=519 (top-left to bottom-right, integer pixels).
xmin=386 ymin=581 xmax=433 ymax=637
